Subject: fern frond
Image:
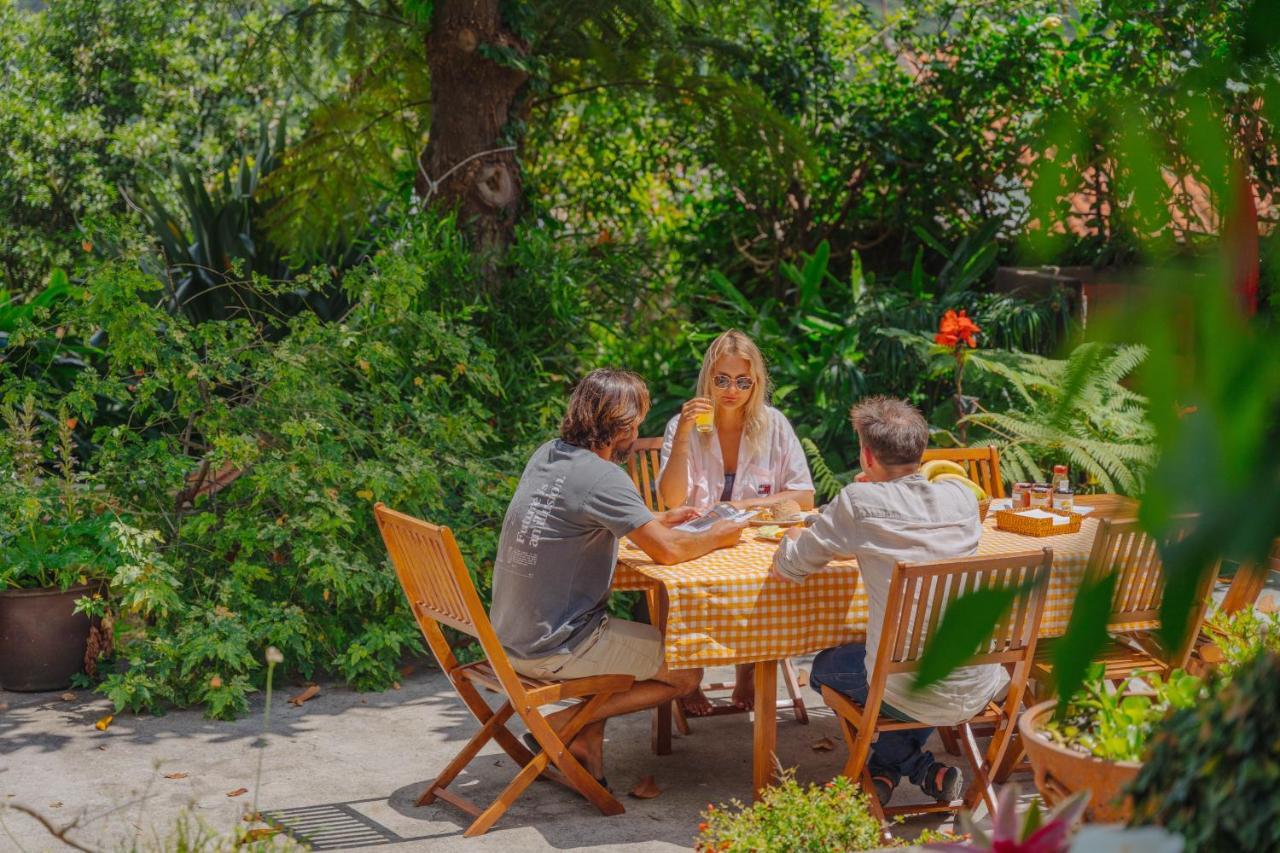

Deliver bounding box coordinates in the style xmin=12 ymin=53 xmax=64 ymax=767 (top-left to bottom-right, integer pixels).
xmin=802 ymin=437 xmax=850 ymax=503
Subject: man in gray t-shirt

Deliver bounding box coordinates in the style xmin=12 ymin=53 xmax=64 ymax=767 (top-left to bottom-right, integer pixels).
xmin=489 ymin=368 xmax=745 ymax=784
xmin=491 ymin=437 xmax=657 ymax=659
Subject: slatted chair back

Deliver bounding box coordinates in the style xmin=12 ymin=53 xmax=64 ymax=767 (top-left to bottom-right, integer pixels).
xmin=1085 ymin=515 xmax=1204 ymax=629
xmin=876 ymin=549 xmax=1053 ymax=677
xmin=625 ymin=436 xmax=667 ymax=513
xmin=374 ymin=503 xmax=516 ymax=688
xmin=827 ymin=548 xmax=1053 ymax=824
xmin=921 ymin=446 xmax=1005 ymax=498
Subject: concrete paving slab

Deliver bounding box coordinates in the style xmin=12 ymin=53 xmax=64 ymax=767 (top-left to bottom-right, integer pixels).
xmin=2 ymin=655 xmax=1012 ymax=851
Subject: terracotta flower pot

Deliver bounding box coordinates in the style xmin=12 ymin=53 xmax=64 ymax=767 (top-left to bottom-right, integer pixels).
xmin=1018 ymin=699 xmax=1142 ymax=822
xmin=0 ymin=582 xmax=100 ymax=692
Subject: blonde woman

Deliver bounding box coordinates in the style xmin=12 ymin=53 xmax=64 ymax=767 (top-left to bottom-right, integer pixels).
xmin=658 ymin=330 xmax=814 ymax=713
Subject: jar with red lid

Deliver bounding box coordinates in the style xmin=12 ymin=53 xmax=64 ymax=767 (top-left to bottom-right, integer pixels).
xmin=1052 ymin=464 xmax=1069 ymax=492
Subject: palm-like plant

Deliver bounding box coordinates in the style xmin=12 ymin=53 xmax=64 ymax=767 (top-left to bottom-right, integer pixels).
xmin=254 ymin=0 xmax=814 ymax=257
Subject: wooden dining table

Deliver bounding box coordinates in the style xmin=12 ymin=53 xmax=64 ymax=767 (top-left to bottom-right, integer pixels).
xmin=612 ymin=494 xmax=1138 ymax=799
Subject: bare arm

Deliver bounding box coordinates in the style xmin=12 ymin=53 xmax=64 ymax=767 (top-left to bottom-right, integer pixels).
xmin=730 ymin=489 xmax=816 ymax=511
xmin=628 ymin=514 xmax=745 ymax=566
xmin=657 ymin=398 xmax=712 ymax=508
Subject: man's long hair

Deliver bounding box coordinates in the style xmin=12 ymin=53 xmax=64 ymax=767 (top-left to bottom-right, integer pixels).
xmin=560 ymin=368 xmax=650 ymax=451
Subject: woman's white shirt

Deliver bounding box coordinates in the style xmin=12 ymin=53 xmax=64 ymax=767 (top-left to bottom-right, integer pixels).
xmin=660 ymin=406 xmax=814 ymax=511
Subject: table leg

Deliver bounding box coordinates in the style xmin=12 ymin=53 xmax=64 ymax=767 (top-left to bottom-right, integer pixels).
xmin=647 ymin=585 xmax=673 ymax=756
xmin=752 ymin=660 xmax=778 ymax=800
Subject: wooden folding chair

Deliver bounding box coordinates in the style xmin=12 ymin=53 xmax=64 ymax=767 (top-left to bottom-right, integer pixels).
xmin=922 ymin=446 xmax=1006 ymax=498
xmin=625 ymin=437 xmax=669 ymax=514
xmin=373 ymin=504 xmax=635 ymax=837
xmin=1218 ymin=537 xmax=1280 ymax=615
xmin=822 ymin=548 xmax=1052 ymax=827
xmin=624 ymin=439 xmax=809 ymax=733
xmin=1030 ymin=515 xmax=1217 ymax=693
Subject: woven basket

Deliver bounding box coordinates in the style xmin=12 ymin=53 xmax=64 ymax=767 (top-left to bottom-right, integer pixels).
xmin=995 ymin=508 xmax=1084 ymax=537
xmin=978 ymin=499 xmax=992 ymax=522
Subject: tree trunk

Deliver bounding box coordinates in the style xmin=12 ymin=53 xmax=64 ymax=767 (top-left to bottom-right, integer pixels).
xmin=420 ymin=0 xmax=529 ymax=260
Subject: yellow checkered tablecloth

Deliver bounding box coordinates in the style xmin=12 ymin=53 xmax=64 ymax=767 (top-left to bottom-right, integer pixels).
xmin=614 ymin=515 xmax=1106 ymax=668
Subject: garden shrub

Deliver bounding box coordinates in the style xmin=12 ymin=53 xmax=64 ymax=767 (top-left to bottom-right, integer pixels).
xmin=21 ymin=215 xmax=608 ymax=719
xmin=694 ymin=772 xmax=954 ymax=852
xmin=1128 ymin=651 xmax=1280 ymax=852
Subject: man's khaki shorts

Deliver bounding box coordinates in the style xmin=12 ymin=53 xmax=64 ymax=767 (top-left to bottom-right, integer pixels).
xmin=507 ymin=617 xmax=664 ymax=681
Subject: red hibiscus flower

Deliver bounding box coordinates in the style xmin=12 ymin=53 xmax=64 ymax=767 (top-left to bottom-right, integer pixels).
xmin=935 ymin=309 xmax=981 ymax=348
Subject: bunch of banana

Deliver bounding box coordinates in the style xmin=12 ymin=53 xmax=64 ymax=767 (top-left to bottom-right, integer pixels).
xmin=920 ymin=459 xmax=989 ymax=502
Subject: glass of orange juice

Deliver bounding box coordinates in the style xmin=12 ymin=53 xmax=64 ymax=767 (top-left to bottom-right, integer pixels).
xmin=694 ymin=409 xmax=714 ymax=433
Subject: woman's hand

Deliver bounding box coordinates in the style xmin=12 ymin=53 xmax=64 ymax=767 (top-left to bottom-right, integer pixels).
xmin=676 ymin=397 xmax=714 ymax=437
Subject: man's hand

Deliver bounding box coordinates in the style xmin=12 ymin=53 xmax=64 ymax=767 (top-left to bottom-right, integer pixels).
xmin=708 ymin=518 xmax=747 ymax=548
xmin=658 ymin=506 xmax=700 ymax=527
xmin=769 ymin=526 xmax=805 ymax=583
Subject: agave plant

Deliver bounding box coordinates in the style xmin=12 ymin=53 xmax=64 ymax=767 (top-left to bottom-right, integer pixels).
xmin=136 ymin=116 xmax=360 ymax=326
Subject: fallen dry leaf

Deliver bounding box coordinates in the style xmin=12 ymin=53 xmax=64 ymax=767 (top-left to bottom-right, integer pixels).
xmin=796 ymin=669 xmax=809 ymax=687
xmin=243 ymin=828 xmax=279 ymax=842
xmin=163 ymin=772 xmax=189 ymax=780
xmin=392 ymin=681 xmax=401 ymax=690
xmin=811 ymin=736 xmax=836 ymax=752
xmin=226 ymin=788 xmax=249 ymax=798
xmin=60 ymin=692 xmax=77 ymax=701
xmin=629 ymin=775 xmax=662 ymax=799
xmin=50 ymin=801 xmax=63 ymax=809
xmin=287 ymin=685 xmax=319 ymax=706
xmin=94 ymin=714 xmax=114 ymax=732
xmin=398 ymin=664 xmax=417 ymax=678
xmin=243 ymin=812 xmax=263 ymax=823
xmin=97 ymin=745 xmax=107 ymax=751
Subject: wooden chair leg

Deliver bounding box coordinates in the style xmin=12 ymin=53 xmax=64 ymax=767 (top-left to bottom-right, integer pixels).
xmin=464 ymin=748 xmax=551 ymax=837
xmin=993 ymin=730 xmax=1026 ymax=783
xmin=523 ymin=690 xmax=625 ymax=816
xmin=957 ymin=722 xmax=998 ymax=815
xmin=452 ymin=678 xmax=534 ymax=767
xmin=446 ymin=688 xmax=628 ymax=837
xmin=779 ymin=658 xmax=809 ymax=724
xmin=938 ymin=726 xmax=961 ymax=756
xmin=419 ymin=701 xmax=515 ymax=805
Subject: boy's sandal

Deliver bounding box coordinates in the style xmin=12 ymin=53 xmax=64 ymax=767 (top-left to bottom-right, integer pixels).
xmin=920 ymin=762 xmax=962 ymax=802
xmin=870 ymin=774 xmax=896 ymax=805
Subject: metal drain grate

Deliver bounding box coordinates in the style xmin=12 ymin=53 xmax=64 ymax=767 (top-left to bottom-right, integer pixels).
xmin=263 ymin=802 xmax=404 ymax=849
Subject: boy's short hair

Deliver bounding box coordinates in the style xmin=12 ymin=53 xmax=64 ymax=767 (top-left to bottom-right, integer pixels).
xmin=849 ymin=396 xmax=928 ymax=466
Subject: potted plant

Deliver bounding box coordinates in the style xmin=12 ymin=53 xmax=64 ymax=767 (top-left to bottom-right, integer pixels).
xmin=0 ymin=397 xmax=117 ymax=691
xmin=1018 ymin=664 xmax=1203 ymax=822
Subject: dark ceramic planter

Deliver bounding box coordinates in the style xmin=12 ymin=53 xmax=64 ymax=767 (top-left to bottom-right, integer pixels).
xmin=0 ymin=582 xmax=98 ymax=692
